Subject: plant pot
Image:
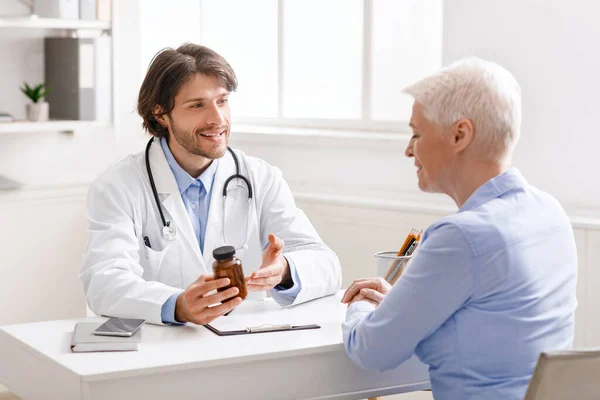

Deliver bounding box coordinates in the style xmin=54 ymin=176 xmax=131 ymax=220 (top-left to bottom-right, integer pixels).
xmin=26 ymin=102 xmax=49 ymax=122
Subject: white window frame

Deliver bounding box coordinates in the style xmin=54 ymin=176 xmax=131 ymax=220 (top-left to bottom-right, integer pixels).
xmin=199 ymin=0 xmax=430 ymax=133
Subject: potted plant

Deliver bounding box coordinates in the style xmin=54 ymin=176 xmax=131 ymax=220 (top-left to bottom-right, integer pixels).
xmin=20 ymin=82 xmax=51 ymax=122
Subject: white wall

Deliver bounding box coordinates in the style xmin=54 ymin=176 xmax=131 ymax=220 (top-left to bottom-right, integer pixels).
xmin=443 ymin=0 xmax=600 ymax=214
xmin=0 ymin=0 xmax=131 ymax=324
xmin=0 ymin=25 xmax=107 ymax=327
xmin=0 ymin=187 xmax=88 ymax=325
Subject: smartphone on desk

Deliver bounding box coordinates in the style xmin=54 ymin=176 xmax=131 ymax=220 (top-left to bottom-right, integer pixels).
xmin=93 ymin=317 xmax=145 ymax=337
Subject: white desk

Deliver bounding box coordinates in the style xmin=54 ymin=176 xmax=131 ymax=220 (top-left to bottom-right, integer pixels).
xmin=0 ymin=293 xmax=429 ymax=400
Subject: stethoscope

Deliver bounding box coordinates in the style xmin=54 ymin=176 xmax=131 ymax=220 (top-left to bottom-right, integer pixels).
xmin=145 ymin=138 xmax=253 ymax=251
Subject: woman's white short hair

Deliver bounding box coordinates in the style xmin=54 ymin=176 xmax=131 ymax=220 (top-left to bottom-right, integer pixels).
xmin=403 ymin=57 xmax=521 ymax=163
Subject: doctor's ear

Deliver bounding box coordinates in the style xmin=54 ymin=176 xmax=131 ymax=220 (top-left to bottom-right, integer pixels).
xmin=152 ymin=105 xmax=167 ymax=127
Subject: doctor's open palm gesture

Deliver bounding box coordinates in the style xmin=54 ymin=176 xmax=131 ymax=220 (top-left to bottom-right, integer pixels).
xmin=246 ymin=234 xmax=293 ymax=291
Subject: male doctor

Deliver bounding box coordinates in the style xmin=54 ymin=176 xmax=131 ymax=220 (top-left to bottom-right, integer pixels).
xmin=80 ymin=43 xmax=341 ymax=326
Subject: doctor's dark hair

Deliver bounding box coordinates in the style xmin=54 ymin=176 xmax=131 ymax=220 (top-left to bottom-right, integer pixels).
xmin=137 ymin=43 xmax=238 ymax=138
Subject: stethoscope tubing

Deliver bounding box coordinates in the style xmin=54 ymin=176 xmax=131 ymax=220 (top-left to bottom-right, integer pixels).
xmin=145 ymin=137 xmax=253 ymax=248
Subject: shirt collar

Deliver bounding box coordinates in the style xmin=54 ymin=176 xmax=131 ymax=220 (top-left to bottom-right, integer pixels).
xmin=459 ymin=168 xmax=528 ymax=212
xmin=160 ymin=137 xmax=218 ymax=195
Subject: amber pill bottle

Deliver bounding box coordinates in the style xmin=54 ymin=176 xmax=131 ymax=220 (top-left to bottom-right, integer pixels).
xmin=212 ymin=245 xmax=247 ymax=300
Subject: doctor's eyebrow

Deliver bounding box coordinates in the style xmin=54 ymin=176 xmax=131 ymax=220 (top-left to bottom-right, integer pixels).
xmin=183 ymin=93 xmax=230 ymax=105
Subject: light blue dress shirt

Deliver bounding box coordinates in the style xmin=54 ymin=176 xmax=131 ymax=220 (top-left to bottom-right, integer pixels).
xmin=343 ymin=168 xmax=577 ymax=400
xmin=159 ymin=138 xmax=301 ymax=323
xmin=160 ymin=137 xmax=217 ymax=254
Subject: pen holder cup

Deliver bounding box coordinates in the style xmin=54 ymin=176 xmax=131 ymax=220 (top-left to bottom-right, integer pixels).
xmin=375 ymin=251 xmax=413 ymax=283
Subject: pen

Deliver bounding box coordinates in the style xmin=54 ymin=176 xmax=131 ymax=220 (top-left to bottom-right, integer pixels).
xmin=143 ymin=236 xmax=152 ymax=248
xmin=385 ymin=230 xmax=415 ymax=280
xmin=385 ymin=229 xmax=423 ymax=283
xmin=247 ymin=324 xmax=292 ymax=333
xmin=398 ymin=229 xmax=416 ymax=256
xmin=246 ymin=324 xmax=320 ymax=333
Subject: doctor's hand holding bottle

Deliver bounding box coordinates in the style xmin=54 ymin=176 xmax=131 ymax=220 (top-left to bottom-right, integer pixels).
xmin=174 ymin=275 xmax=243 ymax=325
xmin=174 ymin=234 xmax=292 ymax=324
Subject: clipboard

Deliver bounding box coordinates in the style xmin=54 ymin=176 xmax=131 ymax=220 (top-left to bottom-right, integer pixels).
xmin=204 ymin=322 xmax=321 ymax=336
xmin=202 ymin=299 xmax=322 ymax=336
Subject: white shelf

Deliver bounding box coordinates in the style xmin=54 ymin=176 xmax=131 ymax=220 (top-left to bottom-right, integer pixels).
xmin=0 ymin=17 xmax=110 ymax=30
xmin=0 ymin=120 xmax=109 ymax=134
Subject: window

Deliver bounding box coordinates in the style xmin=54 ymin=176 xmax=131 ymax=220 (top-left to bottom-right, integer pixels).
xmin=281 ymin=0 xmax=364 ymax=120
xmin=200 ymin=0 xmax=278 ymax=118
xmin=141 ymin=0 xmax=443 ymax=132
xmin=139 ymin=0 xmax=202 ymax=78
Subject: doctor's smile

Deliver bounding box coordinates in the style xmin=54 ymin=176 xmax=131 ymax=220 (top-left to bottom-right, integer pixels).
xmin=195 ymin=127 xmax=228 ymax=146
xmin=197 ymin=129 xmax=226 ymax=138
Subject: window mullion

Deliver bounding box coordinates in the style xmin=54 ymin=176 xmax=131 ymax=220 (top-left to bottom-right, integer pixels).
xmin=277 ymin=0 xmax=285 ymax=119
xmin=362 ymin=0 xmax=373 ymax=121
xmin=198 ymin=0 xmax=203 ymax=44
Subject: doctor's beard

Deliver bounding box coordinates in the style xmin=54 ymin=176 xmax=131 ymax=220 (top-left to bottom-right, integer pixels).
xmin=169 ymin=118 xmax=230 ymax=160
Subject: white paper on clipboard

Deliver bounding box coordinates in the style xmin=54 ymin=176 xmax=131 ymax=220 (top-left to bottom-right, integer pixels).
xmin=208 ymin=299 xmax=317 ymax=333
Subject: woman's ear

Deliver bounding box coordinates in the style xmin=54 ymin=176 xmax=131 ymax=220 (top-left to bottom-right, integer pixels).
xmin=452 ymin=118 xmax=474 ymax=153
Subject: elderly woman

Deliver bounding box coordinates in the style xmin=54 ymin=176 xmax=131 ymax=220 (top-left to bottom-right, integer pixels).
xmin=341 ymin=58 xmax=577 ymax=400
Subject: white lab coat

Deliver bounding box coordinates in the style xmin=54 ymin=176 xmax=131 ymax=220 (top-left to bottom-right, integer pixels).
xmin=80 ymin=138 xmax=342 ymax=325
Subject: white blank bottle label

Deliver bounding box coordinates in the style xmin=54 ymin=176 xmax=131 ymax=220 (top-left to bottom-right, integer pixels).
xmin=79 ymin=43 xmax=95 ymax=89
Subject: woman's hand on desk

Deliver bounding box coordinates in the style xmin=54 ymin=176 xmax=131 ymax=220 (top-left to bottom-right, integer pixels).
xmin=175 ymin=275 xmax=243 ymax=325
xmin=341 ymin=277 xmax=392 ymax=307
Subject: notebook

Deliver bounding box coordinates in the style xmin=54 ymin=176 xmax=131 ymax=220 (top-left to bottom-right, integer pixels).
xmin=70 ymin=322 xmax=141 ymax=353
